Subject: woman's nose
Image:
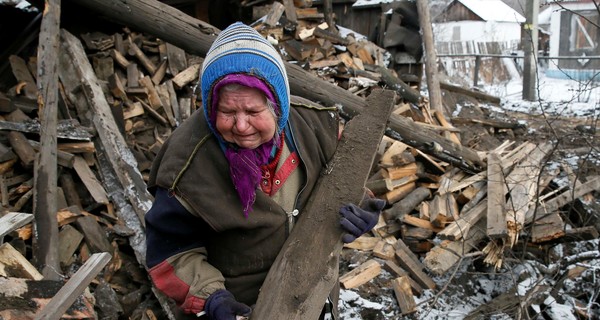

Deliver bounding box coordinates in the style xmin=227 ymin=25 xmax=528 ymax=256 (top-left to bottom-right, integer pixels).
xmin=233 ymin=113 xmax=250 ymax=129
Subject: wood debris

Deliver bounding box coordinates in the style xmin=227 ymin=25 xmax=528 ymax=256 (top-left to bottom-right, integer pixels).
xmin=0 ymin=0 xmax=598 ymax=319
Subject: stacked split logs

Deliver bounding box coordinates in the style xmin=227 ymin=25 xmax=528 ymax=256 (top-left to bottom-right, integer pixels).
xmin=338 ymin=135 xmax=600 ymax=315
xmin=0 ymin=1 xmax=599 ymax=319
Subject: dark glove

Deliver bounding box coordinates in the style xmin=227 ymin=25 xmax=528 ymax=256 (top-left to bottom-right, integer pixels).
xmin=204 ymin=289 xmax=252 ymax=320
xmin=340 ymin=196 xmax=387 ymax=243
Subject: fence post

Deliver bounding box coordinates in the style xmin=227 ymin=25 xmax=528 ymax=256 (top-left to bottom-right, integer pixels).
xmin=474 ymin=55 xmax=481 ymax=87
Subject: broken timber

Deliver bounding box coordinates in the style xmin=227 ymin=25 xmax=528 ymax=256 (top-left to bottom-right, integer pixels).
xmin=73 ymin=0 xmax=487 ymax=177
xmin=252 ymin=89 xmax=395 ymax=320
xmin=35 ymin=252 xmax=112 ymax=320
xmin=33 ymin=0 xmax=61 ymax=280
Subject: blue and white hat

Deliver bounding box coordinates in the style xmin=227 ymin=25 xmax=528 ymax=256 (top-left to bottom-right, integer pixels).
xmin=200 ymin=22 xmax=290 ymax=132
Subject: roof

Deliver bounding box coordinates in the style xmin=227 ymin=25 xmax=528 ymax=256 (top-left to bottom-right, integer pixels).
xmin=452 ymin=0 xmax=525 ymax=23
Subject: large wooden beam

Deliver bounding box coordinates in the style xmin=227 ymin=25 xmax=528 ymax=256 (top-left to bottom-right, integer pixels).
xmin=252 ymin=89 xmax=395 ymax=319
xmin=69 ymin=0 xmax=366 ymax=118
xmin=387 ymin=115 xmax=485 ymax=173
xmin=33 ymin=0 xmax=62 ymax=281
xmin=70 ymin=0 xmax=486 ymax=174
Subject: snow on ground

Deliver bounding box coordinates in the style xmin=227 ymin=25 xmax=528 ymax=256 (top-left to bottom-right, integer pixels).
xmin=485 ymin=72 xmax=600 ymax=118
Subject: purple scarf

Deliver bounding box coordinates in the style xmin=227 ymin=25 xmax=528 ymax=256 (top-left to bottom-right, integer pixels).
xmin=210 ymin=74 xmax=281 ymax=217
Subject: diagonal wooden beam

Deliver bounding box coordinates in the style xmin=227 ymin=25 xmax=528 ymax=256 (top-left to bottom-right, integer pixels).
xmin=252 ymin=89 xmax=395 ymax=320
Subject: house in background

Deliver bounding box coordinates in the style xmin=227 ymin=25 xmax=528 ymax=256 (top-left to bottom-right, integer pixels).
xmin=540 ymin=0 xmax=600 ymax=80
xmin=432 ymin=0 xmax=525 ymax=85
xmin=433 ymin=0 xmax=525 ymax=54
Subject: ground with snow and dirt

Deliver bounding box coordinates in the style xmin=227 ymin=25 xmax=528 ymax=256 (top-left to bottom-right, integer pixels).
xmin=337 ymin=70 xmax=599 ymax=320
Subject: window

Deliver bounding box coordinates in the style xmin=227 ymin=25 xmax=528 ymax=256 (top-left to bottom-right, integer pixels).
xmin=569 ymin=11 xmax=598 ymax=51
xmin=452 ymin=25 xmax=461 ymax=41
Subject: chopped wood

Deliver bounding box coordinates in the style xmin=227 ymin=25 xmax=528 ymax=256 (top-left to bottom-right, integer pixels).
xmin=0 ymin=119 xmax=93 ymax=141
xmin=165 ymin=42 xmax=187 ymax=76
xmin=401 ymin=215 xmax=444 ymax=233
xmin=383 ymin=181 xmax=416 ymax=204
xmin=440 ymin=82 xmax=501 ymax=104
xmin=8 ymin=131 xmax=35 ymax=168
xmin=0 ymin=242 xmax=43 ymax=280
xmin=264 ymin=1 xmax=285 ymax=26
xmin=366 ymin=178 xmax=394 ymax=195
xmin=392 ymin=276 xmax=417 ymax=315
xmin=0 ymin=277 xmax=96 ymax=319
xmin=343 ymin=235 xmax=380 ymax=251
xmin=139 ymin=76 xmax=163 ymax=109
xmin=372 ymin=240 xmax=396 ymax=260
xmin=339 ymin=259 xmax=382 ymax=289
xmin=127 ymin=36 xmax=157 ymax=74
xmin=384 ymin=187 xmax=431 ymax=221
xmin=75 ymin=215 xmax=112 ymax=254
xmin=380 ymin=140 xmax=409 ymax=167
xmin=9 ymin=55 xmax=38 ymax=100
xmin=429 ymin=193 xmax=457 ymax=228
xmin=385 ymin=163 xmax=419 ymax=180
xmin=424 ymin=219 xmax=487 ymax=275
xmin=73 ymin=156 xmax=109 ymax=205
xmin=172 ymin=63 xmax=201 ymax=89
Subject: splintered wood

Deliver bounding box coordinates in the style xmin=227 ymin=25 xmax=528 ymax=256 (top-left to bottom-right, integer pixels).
xmin=340 ymin=120 xmax=599 ymax=307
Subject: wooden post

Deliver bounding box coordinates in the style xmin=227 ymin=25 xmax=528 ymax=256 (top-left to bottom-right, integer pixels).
xmin=322 ymin=0 xmax=336 ymax=33
xmin=416 ymin=0 xmax=443 ymax=113
xmin=522 ymin=0 xmax=539 ymax=101
xmin=473 ymin=55 xmax=481 ymax=87
xmin=34 ymin=0 xmax=62 ymax=281
xmin=252 ymin=89 xmax=395 ymax=320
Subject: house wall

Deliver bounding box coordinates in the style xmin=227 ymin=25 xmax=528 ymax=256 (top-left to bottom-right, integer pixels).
xmin=434 ymin=21 xmax=522 ymax=43
xmin=547 ymin=1 xmax=600 ymax=80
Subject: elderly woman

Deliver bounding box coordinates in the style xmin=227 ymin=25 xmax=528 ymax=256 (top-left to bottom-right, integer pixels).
xmin=145 ymin=22 xmax=385 ymax=320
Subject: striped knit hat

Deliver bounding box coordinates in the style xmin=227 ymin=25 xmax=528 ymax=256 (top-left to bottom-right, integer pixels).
xmin=200 ymin=22 xmax=290 ymax=217
xmin=201 ymin=22 xmax=290 ymax=134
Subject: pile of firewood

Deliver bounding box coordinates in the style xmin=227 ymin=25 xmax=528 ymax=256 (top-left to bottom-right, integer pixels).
xmin=0 ymin=1 xmax=599 ymax=319
xmin=338 ymin=134 xmax=600 ymax=316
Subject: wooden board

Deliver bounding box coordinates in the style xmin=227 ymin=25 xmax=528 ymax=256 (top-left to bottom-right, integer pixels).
xmin=252 ymin=89 xmax=395 ymax=320
xmin=0 ymin=211 xmax=33 ymax=240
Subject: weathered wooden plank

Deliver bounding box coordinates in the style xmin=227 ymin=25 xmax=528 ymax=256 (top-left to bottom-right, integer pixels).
xmin=252 ymin=89 xmax=395 ymax=320
xmin=486 ymin=152 xmax=506 ymax=238
xmin=34 ymin=252 xmax=111 ymax=320
xmin=526 ymin=176 xmax=600 ymax=224
xmin=424 ymin=218 xmax=486 ymax=275
xmin=73 ymin=156 xmax=109 ymax=205
xmin=506 ymin=143 xmax=552 ymax=246
xmin=0 ymin=119 xmax=93 ymax=141
xmin=394 ymin=239 xmax=436 ymax=290
xmin=75 ymin=215 xmax=112 ymax=254
xmin=392 ymin=276 xmax=417 ymax=315
xmin=0 ymin=212 xmax=33 ymax=241
xmin=58 ymin=224 xmax=84 ymax=266
xmin=60 ymin=29 xmax=153 ymax=222
xmin=339 ymin=259 xmax=381 ymax=289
